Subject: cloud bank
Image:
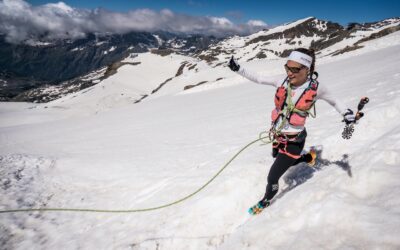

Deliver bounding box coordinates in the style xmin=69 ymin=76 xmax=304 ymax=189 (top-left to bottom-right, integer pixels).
xmin=0 ymin=0 xmax=268 ymax=44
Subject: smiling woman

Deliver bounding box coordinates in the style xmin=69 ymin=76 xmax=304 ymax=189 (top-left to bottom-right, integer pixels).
xmin=228 ymin=48 xmax=358 ymax=214
xmin=285 ymin=48 xmax=316 ymax=86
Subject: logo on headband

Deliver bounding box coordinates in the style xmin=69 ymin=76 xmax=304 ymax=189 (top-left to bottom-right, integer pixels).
xmin=301 ymin=57 xmax=311 ymax=64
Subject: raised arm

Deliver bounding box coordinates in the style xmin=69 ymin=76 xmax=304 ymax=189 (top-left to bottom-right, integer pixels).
xmin=228 ymin=56 xmax=277 ymax=87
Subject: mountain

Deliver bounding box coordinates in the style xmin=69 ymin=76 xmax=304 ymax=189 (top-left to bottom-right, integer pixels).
xmin=1 ymin=17 xmax=399 ymax=103
xmin=1 ymin=21 xmax=400 ymax=249
xmin=197 ymin=17 xmax=400 ymax=64
xmin=0 ymin=31 xmax=220 ymax=101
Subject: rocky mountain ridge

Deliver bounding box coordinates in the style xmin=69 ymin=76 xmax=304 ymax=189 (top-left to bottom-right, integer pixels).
xmin=1 ymin=16 xmax=399 ymax=102
xmin=197 ymin=17 xmax=400 ymax=64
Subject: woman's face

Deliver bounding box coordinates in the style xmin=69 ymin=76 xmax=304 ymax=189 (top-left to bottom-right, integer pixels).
xmin=285 ymin=60 xmax=309 ymax=86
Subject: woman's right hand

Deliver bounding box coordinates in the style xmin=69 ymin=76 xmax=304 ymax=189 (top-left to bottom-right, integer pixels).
xmin=343 ymin=109 xmax=356 ymax=124
xmin=228 ymin=56 xmax=240 ymax=72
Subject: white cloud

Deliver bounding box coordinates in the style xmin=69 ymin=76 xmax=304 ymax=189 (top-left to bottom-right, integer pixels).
xmin=44 ymin=2 xmax=74 ymax=13
xmin=247 ymin=20 xmax=268 ymax=27
xmin=209 ymin=17 xmax=234 ymax=26
xmin=0 ymin=0 xmax=268 ymax=43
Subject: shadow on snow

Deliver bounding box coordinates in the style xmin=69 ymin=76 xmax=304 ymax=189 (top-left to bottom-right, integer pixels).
xmin=274 ymin=146 xmax=352 ymax=201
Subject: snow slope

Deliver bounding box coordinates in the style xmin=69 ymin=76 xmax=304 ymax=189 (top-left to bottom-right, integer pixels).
xmin=1 ymin=32 xmax=400 ymax=249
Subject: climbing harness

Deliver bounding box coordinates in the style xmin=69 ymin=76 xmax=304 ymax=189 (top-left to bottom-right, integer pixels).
xmin=266 ymin=78 xmax=318 ymax=159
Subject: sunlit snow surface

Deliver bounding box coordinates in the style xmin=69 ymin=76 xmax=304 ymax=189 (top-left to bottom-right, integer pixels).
xmin=1 ymin=32 xmax=400 ymax=249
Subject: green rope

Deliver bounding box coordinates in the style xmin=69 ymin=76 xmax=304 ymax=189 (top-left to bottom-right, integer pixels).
xmin=259 ymin=131 xmax=275 ymax=145
xmin=0 ymin=136 xmax=271 ymax=214
xmin=308 ymin=103 xmax=317 ymax=118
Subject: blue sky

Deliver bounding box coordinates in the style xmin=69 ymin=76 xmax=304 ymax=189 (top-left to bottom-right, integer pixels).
xmin=1 ymin=0 xmax=398 ymax=43
xmin=27 ymin=0 xmax=400 ymax=26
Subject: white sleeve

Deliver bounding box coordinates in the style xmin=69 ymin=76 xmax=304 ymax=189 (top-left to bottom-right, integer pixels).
xmin=237 ymin=66 xmax=278 ymax=87
xmin=317 ymin=83 xmax=348 ymax=115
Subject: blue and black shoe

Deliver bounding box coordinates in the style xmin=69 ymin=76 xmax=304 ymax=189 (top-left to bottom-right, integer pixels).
xmin=248 ymin=200 xmax=270 ymax=215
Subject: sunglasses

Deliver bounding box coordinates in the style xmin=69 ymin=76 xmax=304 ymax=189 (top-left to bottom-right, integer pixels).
xmin=284 ymin=64 xmax=305 ymax=74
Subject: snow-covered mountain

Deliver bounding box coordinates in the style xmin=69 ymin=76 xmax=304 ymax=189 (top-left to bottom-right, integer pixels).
xmin=3 ymin=16 xmax=399 ymax=103
xmin=0 ymin=31 xmax=220 ymax=101
xmin=198 ymin=17 xmax=400 ymax=64
xmin=1 ymin=17 xmax=400 ymax=250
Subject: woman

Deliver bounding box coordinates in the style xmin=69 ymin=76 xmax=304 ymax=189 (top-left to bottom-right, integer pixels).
xmin=228 ymin=48 xmax=356 ymax=214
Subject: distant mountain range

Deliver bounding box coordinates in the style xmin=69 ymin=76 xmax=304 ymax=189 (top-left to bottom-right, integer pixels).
xmin=0 ymin=31 xmax=220 ymax=101
xmin=1 ymin=16 xmax=399 ymax=102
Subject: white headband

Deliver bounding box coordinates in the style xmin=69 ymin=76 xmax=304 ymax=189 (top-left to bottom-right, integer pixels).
xmin=287 ymin=51 xmax=312 ymax=68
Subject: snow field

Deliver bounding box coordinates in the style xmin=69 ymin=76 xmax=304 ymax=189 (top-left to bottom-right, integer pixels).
xmin=1 ymin=33 xmax=400 ymax=249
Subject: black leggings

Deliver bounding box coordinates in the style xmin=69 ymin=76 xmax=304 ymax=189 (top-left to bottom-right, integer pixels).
xmin=262 ymin=130 xmax=310 ymax=201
